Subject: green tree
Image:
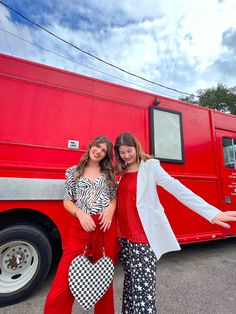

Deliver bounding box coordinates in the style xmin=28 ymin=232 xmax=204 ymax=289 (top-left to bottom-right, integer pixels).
xmin=178 ymin=95 xmax=198 ymax=105
xmin=179 ymin=84 xmax=236 ymax=115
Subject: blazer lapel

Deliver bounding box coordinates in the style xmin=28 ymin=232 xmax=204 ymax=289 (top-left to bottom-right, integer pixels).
xmin=137 ymin=160 xmax=148 ymax=205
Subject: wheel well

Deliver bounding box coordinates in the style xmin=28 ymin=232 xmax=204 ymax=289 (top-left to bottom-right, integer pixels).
xmin=0 ymin=208 xmax=61 ymax=245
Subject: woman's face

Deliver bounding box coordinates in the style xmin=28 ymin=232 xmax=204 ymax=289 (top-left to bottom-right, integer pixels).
xmin=89 ymin=142 xmax=108 ymax=162
xmin=118 ymin=145 xmax=137 ymax=167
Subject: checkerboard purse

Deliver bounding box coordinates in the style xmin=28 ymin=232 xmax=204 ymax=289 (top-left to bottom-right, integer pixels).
xmin=68 ymin=240 xmax=115 ymax=311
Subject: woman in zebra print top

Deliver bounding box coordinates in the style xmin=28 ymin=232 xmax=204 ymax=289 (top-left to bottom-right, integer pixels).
xmin=44 ymin=136 xmax=118 ymax=314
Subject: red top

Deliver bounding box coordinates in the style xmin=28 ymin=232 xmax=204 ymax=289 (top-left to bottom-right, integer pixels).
xmin=117 ymin=171 xmax=148 ymax=243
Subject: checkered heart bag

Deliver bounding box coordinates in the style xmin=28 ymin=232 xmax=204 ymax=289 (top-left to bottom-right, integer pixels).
xmin=68 ymin=245 xmax=115 ymax=311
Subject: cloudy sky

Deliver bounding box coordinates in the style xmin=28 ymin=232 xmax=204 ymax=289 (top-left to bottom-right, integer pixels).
xmin=0 ymin=0 xmax=236 ymax=99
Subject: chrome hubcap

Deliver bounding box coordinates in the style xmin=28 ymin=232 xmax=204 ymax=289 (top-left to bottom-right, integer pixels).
xmin=0 ymin=241 xmax=39 ymax=293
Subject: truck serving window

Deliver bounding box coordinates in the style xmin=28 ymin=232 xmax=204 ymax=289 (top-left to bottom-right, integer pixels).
xmin=150 ymin=106 xmax=184 ymax=163
xmin=222 ymin=137 xmax=236 ymax=169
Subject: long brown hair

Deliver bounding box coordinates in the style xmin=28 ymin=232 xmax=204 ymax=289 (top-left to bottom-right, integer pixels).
xmin=114 ymin=131 xmax=151 ymax=174
xmin=75 ymin=135 xmax=116 ymax=186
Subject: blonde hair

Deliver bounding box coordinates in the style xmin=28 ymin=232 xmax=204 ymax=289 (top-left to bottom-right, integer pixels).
xmin=74 ymin=135 xmax=116 ymax=186
xmin=114 ymin=131 xmax=151 ymax=174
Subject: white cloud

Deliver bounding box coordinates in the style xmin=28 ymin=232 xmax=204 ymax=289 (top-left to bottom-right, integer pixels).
xmin=1 ymin=0 xmax=236 ymax=99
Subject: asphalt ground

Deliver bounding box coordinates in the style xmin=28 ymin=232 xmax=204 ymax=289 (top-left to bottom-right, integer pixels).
xmin=1 ymin=237 xmax=236 ymax=314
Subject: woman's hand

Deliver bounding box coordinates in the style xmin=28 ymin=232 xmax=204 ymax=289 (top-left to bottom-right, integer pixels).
xmin=212 ymin=211 xmax=236 ymax=228
xmin=76 ymin=209 xmax=96 ymax=232
xmin=63 ymin=200 xmax=96 ymax=232
xmin=99 ymin=198 xmax=116 ymax=232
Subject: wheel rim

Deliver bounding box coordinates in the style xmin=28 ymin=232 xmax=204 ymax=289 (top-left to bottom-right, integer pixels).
xmin=0 ymin=241 xmax=39 ymax=294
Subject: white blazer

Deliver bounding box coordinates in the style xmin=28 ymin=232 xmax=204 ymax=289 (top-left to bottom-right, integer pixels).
xmin=136 ymin=159 xmax=221 ymax=260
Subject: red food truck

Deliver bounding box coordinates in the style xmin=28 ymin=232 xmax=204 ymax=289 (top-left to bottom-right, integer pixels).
xmin=0 ymin=53 xmax=235 ymax=306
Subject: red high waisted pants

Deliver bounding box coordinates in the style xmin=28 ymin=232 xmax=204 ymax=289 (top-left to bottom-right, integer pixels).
xmin=44 ymin=215 xmax=118 ymax=314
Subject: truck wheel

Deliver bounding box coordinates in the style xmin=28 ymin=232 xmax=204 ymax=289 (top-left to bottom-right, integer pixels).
xmin=0 ymin=224 xmax=52 ymax=307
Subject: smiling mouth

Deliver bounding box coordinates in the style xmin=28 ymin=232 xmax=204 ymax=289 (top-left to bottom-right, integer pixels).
xmin=93 ymin=153 xmax=100 ymax=158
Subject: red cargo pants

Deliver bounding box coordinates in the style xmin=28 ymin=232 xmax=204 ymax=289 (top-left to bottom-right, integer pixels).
xmin=44 ymin=215 xmax=118 ymax=314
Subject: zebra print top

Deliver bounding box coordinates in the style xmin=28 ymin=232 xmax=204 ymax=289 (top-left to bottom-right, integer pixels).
xmin=64 ymin=166 xmax=117 ymax=215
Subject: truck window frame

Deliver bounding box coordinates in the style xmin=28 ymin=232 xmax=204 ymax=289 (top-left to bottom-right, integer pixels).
xmin=222 ymin=137 xmax=236 ymax=169
xmin=150 ymin=106 xmax=185 ymax=163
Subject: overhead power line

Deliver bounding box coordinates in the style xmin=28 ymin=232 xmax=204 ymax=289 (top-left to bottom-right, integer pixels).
xmin=0 ymin=18 xmax=13 ymax=54
xmin=0 ymin=1 xmax=197 ymax=97
xmin=0 ymin=27 xmax=179 ymax=98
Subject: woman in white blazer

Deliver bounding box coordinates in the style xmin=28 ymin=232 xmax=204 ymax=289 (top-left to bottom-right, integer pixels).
xmin=114 ymin=131 xmax=236 ymax=314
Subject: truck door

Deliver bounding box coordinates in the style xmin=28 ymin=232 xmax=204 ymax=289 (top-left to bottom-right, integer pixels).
xmin=216 ymin=130 xmax=236 ymax=235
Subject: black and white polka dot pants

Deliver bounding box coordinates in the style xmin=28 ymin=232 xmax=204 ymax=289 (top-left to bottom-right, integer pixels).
xmin=119 ymin=238 xmax=158 ymax=314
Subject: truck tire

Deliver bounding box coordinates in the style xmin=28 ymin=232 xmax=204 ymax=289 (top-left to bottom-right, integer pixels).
xmin=0 ymin=224 xmax=52 ymax=307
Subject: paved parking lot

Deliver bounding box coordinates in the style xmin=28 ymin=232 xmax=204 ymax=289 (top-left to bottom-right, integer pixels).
xmin=2 ymin=237 xmax=236 ymax=314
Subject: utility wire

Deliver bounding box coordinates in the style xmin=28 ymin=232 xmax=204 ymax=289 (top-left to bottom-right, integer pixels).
xmin=0 ymin=27 xmax=181 ymax=98
xmin=16 ymin=23 xmax=28 ymax=59
xmin=0 ymin=19 xmax=13 ymax=54
xmin=0 ymin=0 xmax=197 ymax=97
xmin=19 ymin=23 xmax=28 ymax=58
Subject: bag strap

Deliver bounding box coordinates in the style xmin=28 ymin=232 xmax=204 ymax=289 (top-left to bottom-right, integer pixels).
xmin=82 ymin=231 xmax=106 ymax=257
